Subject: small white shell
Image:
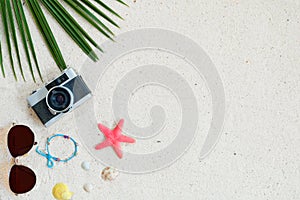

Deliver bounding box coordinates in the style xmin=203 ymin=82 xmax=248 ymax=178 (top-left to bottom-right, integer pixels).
xmin=101 ymin=167 xmax=119 ymax=181
xmin=83 ymin=183 xmax=93 ymax=193
xmin=81 ymin=161 xmax=90 ymax=171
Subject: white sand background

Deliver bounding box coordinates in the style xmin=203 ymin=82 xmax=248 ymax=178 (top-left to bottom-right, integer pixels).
xmin=0 ymin=0 xmax=299 ymax=199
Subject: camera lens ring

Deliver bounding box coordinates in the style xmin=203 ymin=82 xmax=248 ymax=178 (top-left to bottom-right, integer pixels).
xmin=46 ymin=86 xmax=74 ymax=114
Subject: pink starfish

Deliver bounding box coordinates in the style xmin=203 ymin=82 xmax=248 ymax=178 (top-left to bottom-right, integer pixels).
xmin=95 ymin=119 xmax=135 ymax=158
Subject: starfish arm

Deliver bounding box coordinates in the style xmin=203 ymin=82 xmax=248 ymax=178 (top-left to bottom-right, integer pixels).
xmin=113 ymin=119 xmax=124 ymax=137
xmin=98 ymin=123 xmax=111 ymax=137
xmin=112 ymin=143 xmax=123 ymax=158
xmin=118 ymin=135 xmax=135 ymax=143
xmin=95 ymin=139 xmax=112 ymax=150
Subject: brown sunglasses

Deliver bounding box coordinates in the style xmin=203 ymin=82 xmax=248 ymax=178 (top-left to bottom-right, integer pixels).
xmin=7 ymin=125 xmax=36 ymax=194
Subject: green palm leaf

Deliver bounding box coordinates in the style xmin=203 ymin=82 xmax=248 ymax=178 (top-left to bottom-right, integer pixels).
xmin=40 ymin=0 xmax=99 ymax=61
xmin=0 ymin=35 xmax=4 ymax=77
xmin=80 ymin=0 xmax=120 ymax=28
xmin=6 ymin=0 xmax=25 ymax=81
xmin=1 ymin=0 xmax=17 ymax=80
xmin=45 ymin=0 xmax=103 ymax=52
xmin=116 ymin=0 xmax=128 ymax=7
xmin=0 ymin=2 xmax=4 ymax=77
xmin=16 ymin=0 xmax=43 ymax=81
xmin=94 ymin=0 xmax=123 ymax=19
xmin=12 ymin=0 xmax=36 ymax=81
xmin=0 ymin=0 xmax=127 ymax=81
xmin=64 ymin=0 xmax=115 ymax=38
xmin=27 ymin=0 xmax=67 ymax=71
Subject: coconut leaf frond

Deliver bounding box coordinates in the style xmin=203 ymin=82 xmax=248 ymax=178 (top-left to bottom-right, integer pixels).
xmin=0 ymin=0 xmax=126 ymax=81
xmin=116 ymin=0 xmax=128 ymax=7
xmin=0 ymin=2 xmax=4 ymax=77
xmin=16 ymin=0 xmax=43 ymax=81
xmin=64 ymin=0 xmax=115 ymax=37
xmin=0 ymin=35 xmax=4 ymax=77
xmin=1 ymin=0 xmax=17 ymax=80
xmin=13 ymin=0 xmax=35 ymax=81
xmin=7 ymin=0 xmax=25 ymax=81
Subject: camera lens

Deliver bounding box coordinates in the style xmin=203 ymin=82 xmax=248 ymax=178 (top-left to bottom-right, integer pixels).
xmin=46 ymin=87 xmax=73 ymax=113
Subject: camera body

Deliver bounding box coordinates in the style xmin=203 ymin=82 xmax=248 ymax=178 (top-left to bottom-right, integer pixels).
xmin=27 ymin=68 xmax=92 ymax=127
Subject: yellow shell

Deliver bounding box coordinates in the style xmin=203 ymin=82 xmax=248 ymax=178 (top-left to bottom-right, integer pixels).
xmin=52 ymin=183 xmax=74 ymax=200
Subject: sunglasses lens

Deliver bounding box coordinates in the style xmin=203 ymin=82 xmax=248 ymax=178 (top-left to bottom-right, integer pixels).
xmin=8 ymin=125 xmax=34 ymax=158
xmin=9 ymin=165 xmax=36 ymax=194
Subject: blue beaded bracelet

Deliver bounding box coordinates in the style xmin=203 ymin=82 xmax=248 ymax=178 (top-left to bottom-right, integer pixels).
xmin=36 ymin=134 xmax=78 ymax=168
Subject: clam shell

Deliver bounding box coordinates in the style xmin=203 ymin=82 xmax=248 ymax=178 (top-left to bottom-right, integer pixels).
xmin=83 ymin=183 xmax=93 ymax=193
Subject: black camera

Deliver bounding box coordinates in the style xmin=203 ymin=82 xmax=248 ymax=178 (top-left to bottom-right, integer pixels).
xmin=27 ymin=68 xmax=92 ymax=127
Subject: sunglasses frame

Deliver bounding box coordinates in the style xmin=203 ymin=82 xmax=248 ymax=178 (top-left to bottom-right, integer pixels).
xmin=7 ymin=124 xmax=37 ymax=195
